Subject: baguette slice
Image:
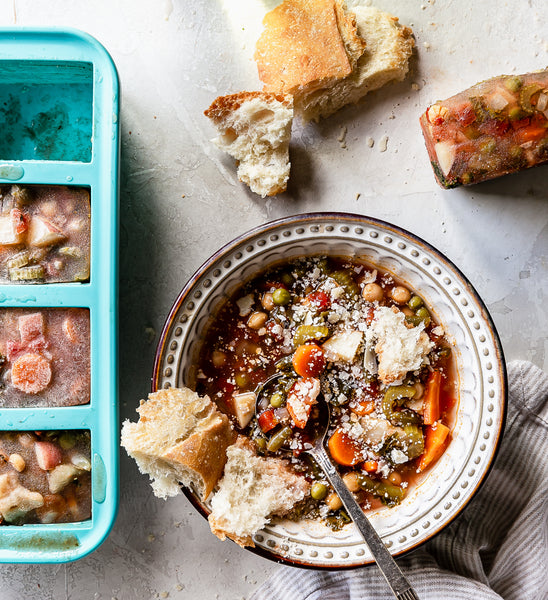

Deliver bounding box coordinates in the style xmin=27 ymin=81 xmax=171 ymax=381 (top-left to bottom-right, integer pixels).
xmin=204 ymin=91 xmax=293 ymax=197
xmin=208 ymin=437 xmax=310 ymax=547
xmin=255 ymin=0 xmax=366 ymax=102
xmin=121 ymin=387 xmax=235 ymax=500
xmin=299 ymin=5 xmax=415 ymax=121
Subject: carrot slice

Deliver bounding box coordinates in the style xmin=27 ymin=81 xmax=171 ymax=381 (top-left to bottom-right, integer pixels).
xmin=417 ymin=421 xmax=450 ymax=472
xmin=423 ymin=370 xmax=442 ymax=425
xmin=11 ymin=353 xmax=52 ymax=394
xmin=363 ymin=460 xmax=378 ymax=473
xmin=292 ymin=343 xmax=325 ymax=378
xmin=328 ymin=428 xmax=362 ymax=466
xmin=350 ymin=399 xmax=375 ymax=417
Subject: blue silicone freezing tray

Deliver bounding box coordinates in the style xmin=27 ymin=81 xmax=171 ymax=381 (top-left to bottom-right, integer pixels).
xmin=0 ymin=29 xmax=119 ymax=562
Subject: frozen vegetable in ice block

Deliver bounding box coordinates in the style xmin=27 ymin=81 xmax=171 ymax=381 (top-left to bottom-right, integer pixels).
xmin=0 ymin=308 xmax=90 ymax=407
xmin=0 ymin=430 xmax=91 ymax=525
xmin=0 ymin=185 xmax=90 ymax=282
xmin=420 ymin=70 xmax=548 ymax=188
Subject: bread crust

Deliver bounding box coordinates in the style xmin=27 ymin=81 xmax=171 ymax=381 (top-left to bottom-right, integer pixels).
xmin=162 ymin=413 xmax=236 ymax=500
xmin=204 ymin=91 xmax=292 ymax=123
xmin=254 ymin=0 xmax=366 ymax=98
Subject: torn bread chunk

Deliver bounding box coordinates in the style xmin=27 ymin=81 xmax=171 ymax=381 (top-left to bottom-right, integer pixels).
xmin=370 ymin=306 xmax=433 ymax=385
xmin=208 ymin=437 xmax=310 ymax=548
xmin=204 ymin=91 xmax=293 ymax=197
xmin=121 ymin=387 xmax=236 ymax=500
xmin=254 ymin=0 xmax=366 ymax=111
xmin=298 ymin=5 xmax=415 ymax=121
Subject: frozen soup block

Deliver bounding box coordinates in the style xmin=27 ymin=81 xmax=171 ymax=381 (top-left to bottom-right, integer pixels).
xmin=0 ymin=308 xmax=90 ymax=407
xmin=420 ymin=70 xmax=548 ymax=188
xmin=0 ymin=185 xmax=90 ymax=283
xmin=0 ymin=430 xmax=91 ymax=525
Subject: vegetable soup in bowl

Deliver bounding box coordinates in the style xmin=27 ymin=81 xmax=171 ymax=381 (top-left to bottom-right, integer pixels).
xmin=153 ymin=213 xmax=506 ymax=569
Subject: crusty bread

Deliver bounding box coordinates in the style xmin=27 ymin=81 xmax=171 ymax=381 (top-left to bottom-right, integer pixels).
xmin=299 ymin=5 xmax=415 ymax=121
xmin=208 ymin=437 xmax=310 ymax=547
xmin=121 ymin=387 xmax=235 ymax=500
xmin=204 ymin=91 xmax=293 ymax=197
xmin=255 ymin=0 xmax=366 ymax=102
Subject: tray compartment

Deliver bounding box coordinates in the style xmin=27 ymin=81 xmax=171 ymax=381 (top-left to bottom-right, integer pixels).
xmin=0 ymin=184 xmax=90 ymax=283
xmin=0 ymin=60 xmax=93 ymax=163
xmin=0 ymin=307 xmax=90 ymax=408
xmin=0 ymin=429 xmax=91 ymax=525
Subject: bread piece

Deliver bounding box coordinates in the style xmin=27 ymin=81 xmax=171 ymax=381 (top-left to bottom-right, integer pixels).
xmin=121 ymin=387 xmax=236 ymax=500
xmin=208 ymin=437 xmax=310 ymax=547
xmin=298 ymin=5 xmax=415 ymax=121
xmin=204 ymin=91 xmax=293 ymax=197
xmin=370 ymin=306 xmax=433 ymax=385
xmin=255 ymin=0 xmax=366 ymax=103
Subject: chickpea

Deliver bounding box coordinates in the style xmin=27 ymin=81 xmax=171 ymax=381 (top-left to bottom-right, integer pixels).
xmin=401 ymin=307 xmax=414 ymax=317
xmin=247 ymin=311 xmax=267 ymax=330
xmin=362 ymin=283 xmax=383 ymax=302
xmin=211 ymin=350 xmax=227 ymax=368
xmin=9 ymin=453 xmax=25 ymax=472
xmin=261 ymin=292 xmax=275 ymax=311
xmin=342 ymin=472 xmax=360 ymax=492
xmin=388 ymin=472 xmax=402 ymax=486
xmin=326 ymin=491 xmax=343 ymax=511
xmin=390 ymin=286 xmax=411 ymax=305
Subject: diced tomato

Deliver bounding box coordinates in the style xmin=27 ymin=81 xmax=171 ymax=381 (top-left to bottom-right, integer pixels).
xmin=10 ymin=208 xmax=29 ymax=235
xmin=258 ymin=409 xmax=278 ymax=433
xmin=511 ymin=116 xmax=531 ymax=130
xmin=287 ymin=377 xmax=320 ymax=428
xmin=304 ymin=291 xmax=331 ymax=311
xmin=479 ymin=118 xmax=510 ymax=137
xmin=265 ymin=320 xmax=284 ymax=341
xmin=455 ymin=103 xmax=476 ymax=128
xmin=34 ymin=441 xmax=62 ymax=470
xmin=5 ymin=340 xmax=25 ymax=362
xmin=262 ymin=280 xmax=287 ymax=291
xmin=516 ymin=126 xmax=547 ymax=144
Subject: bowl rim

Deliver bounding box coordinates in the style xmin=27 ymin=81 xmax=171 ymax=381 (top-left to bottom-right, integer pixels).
xmin=151 ymin=211 xmax=508 ymax=569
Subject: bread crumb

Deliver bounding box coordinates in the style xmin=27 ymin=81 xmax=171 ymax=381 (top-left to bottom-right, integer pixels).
xmin=367 ymin=137 xmax=374 ymax=148
xmin=338 ymin=125 xmax=348 ymax=144
xmin=423 ymin=42 xmax=431 ymax=50
xmin=411 ymin=83 xmax=420 ymax=91
xmin=379 ymin=135 xmax=389 ymax=152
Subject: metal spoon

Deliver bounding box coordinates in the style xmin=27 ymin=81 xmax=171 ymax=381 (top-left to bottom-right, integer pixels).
xmin=255 ymin=375 xmax=420 ymax=600
xmin=304 ymin=395 xmax=420 ymax=600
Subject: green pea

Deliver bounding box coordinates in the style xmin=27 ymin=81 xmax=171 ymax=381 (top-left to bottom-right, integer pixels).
xmin=310 ymin=481 xmax=328 ymax=501
xmin=270 ymin=392 xmax=285 ymax=408
xmin=504 ymin=76 xmax=523 ymax=93
xmin=408 ymin=295 xmax=423 ymax=311
xmin=59 ymin=433 xmax=76 ymax=450
xmin=508 ymin=106 xmax=523 ymax=120
xmin=281 ymin=273 xmax=294 ymax=287
xmin=272 ymin=288 xmax=291 ymax=306
xmin=235 ymin=372 xmax=250 ymax=388
xmin=416 ymin=307 xmax=431 ymax=326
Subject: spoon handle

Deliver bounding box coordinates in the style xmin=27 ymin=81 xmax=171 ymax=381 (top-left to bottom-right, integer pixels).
xmin=309 ymin=447 xmax=420 ymax=600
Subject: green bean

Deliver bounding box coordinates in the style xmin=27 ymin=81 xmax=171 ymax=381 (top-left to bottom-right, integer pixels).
xmin=390 ymin=425 xmax=425 ymax=460
xmin=382 ymin=386 xmax=421 ymax=426
xmin=330 ymin=270 xmax=359 ymax=297
xmin=356 ymin=474 xmax=405 ymax=507
xmin=408 ymin=295 xmax=423 ymax=311
xmin=266 ymin=426 xmax=292 ymax=452
xmin=273 ymin=288 xmax=291 ymax=306
xmin=293 ymin=325 xmax=329 ymax=347
xmin=310 ymin=481 xmax=328 ymax=501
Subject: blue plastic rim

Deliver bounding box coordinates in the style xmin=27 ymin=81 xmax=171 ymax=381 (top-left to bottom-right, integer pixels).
xmin=0 ymin=28 xmax=119 ymax=562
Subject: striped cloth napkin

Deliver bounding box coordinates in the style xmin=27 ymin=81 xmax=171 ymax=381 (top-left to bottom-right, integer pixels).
xmin=250 ymin=360 xmax=548 ymax=600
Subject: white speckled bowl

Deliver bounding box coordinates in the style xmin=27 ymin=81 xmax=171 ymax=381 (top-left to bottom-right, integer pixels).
xmin=152 ymin=213 xmax=507 ymax=569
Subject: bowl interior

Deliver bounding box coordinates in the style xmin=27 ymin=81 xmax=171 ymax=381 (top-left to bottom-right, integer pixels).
xmin=153 ymin=213 xmax=506 ymax=569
